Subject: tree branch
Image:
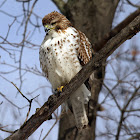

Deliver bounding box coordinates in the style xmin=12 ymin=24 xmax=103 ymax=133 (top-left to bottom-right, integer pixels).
xmin=115 ymin=86 xmax=140 ymax=140
xmin=51 ymin=0 xmax=66 ymax=14
xmin=5 ymin=10 xmax=140 ymax=140
xmin=126 ymin=0 xmax=140 ymax=8
xmin=93 ymin=8 xmax=140 ymax=52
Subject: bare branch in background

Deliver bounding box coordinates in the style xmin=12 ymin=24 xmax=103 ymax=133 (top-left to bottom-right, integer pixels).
xmin=16 ymin=0 xmax=32 ymax=2
xmin=0 ymin=127 xmax=14 ymax=134
xmin=0 ymin=92 xmax=22 ymax=110
xmin=11 ymin=82 xmax=40 ymax=122
xmin=18 ymin=0 xmax=38 ymax=91
xmin=0 ymin=0 xmax=7 ymax=8
xmin=115 ymin=86 xmax=140 ymax=140
xmin=126 ymin=0 xmax=140 ymax=8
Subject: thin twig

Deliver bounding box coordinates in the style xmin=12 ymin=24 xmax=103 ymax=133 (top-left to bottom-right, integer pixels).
xmin=42 ymin=120 xmax=58 ymax=140
xmin=0 ymin=92 xmax=21 ymax=109
xmin=115 ymin=86 xmax=140 ymax=140
xmin=11 ymin=82 xmax=39 ymax=122
xmin=0 ymin=128 xmax=14 ymax=134
xmin=126 ymin=0 xmax=140 ymax=8
xmin=18 ymin=0 xmax=38 ymax=92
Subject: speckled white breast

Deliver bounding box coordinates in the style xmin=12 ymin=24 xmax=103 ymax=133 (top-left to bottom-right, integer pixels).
xmin=40 ymin=27 xmax=82 ymax=89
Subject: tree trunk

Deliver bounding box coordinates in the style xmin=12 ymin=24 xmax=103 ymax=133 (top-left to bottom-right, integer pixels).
xmin=53 ymin=0 xmax=120 ymax=139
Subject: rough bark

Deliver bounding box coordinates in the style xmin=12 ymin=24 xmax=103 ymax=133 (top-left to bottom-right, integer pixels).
xmin=5 ymin=10 xmax=140 ymax=139
xmin=55 ymin=0 xmax=120 ymax=140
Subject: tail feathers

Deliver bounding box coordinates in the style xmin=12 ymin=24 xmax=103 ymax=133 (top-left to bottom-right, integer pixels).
xmin=70 ymin=84 xmax=91 ymax=129
xmin=71 ymin=97 xmax=88 ymax=129
xmin=71 ymin=84 xmax=91 ymax=104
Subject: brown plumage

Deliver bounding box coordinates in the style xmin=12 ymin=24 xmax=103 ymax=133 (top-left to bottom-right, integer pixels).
xmin=42 ymin=11 xmax=72 ymax=31
xmin=40 ymin=11 xmax=92 ymax=129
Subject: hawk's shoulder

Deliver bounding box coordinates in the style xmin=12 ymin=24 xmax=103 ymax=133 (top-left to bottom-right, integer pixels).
xmin=62 ymin=27 xmax=92 ymax=66
xmin=77 ymin=30 xmax=92 ymax=66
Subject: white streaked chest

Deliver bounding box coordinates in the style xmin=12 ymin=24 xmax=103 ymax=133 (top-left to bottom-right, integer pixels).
xmin=40 ymin=27 xmax=82 ymax=89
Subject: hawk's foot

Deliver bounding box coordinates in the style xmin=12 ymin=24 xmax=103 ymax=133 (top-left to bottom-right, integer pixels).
xmin=57 ymin=86 xmax=64 ymax=92
xmin=53 ymin=86 xmax=64 ymax=96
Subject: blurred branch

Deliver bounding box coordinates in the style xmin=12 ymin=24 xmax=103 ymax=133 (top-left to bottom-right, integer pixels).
xmin=0 ymin=62 xmax=42 ymax=76
xmin=42 ymin=116 xmax=58 ymax=140
xmin=126 ymin=0 xmax=140 ymax=8
xmin=0 ymin=92 xmax=21 ymax=109
xmin=18 ymin=0 xmax=38 ymax=91
xmin=115 ymin=86 xmax=140 ymax=140
xmin=103 ymin=83 xmax=121 ymax=110
xmin=5 ymin=11 xmax=140 ymax=140
xmin=3 ymin=18 xmax=17 ymax=46
xmin=128 ymin=133 xmax=140 ymax=140
xmin=0 ymin=128 xmax=14 ymax=134
xmin=16 ymin=0 xmax=32 ymax=2
xmin=0 ymin=0 xmax=7 ymax=8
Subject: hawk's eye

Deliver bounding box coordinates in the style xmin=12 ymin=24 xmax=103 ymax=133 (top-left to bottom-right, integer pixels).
xmin=51 ymin=22 xmax=56 ymax=25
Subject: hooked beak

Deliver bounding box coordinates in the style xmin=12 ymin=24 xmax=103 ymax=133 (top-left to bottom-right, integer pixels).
xmin=44 ymin=25 xmax=51 ymax=34
xmin=44 ymin=24 xmax=55 ymax=34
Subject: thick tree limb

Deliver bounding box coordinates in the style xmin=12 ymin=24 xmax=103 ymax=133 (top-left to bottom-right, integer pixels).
xmin=5 ymin=11 xmax=140 ymax=140
xmin=93 ymin=8 xmax=140 ymax=52
xmin=51 ymin=0 xmax=66 ymax=14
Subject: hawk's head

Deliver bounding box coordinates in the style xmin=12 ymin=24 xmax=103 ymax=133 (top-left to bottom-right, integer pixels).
xmin=42 ymin=11 xmax=72 ymax=34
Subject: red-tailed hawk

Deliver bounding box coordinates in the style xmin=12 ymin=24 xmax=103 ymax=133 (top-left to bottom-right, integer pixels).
xmin=40 ymin=11 xmax=92 ymax=129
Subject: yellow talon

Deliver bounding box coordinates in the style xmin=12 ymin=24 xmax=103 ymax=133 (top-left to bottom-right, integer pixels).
xmin=57 ymin=86 xmax=64 ymax=92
